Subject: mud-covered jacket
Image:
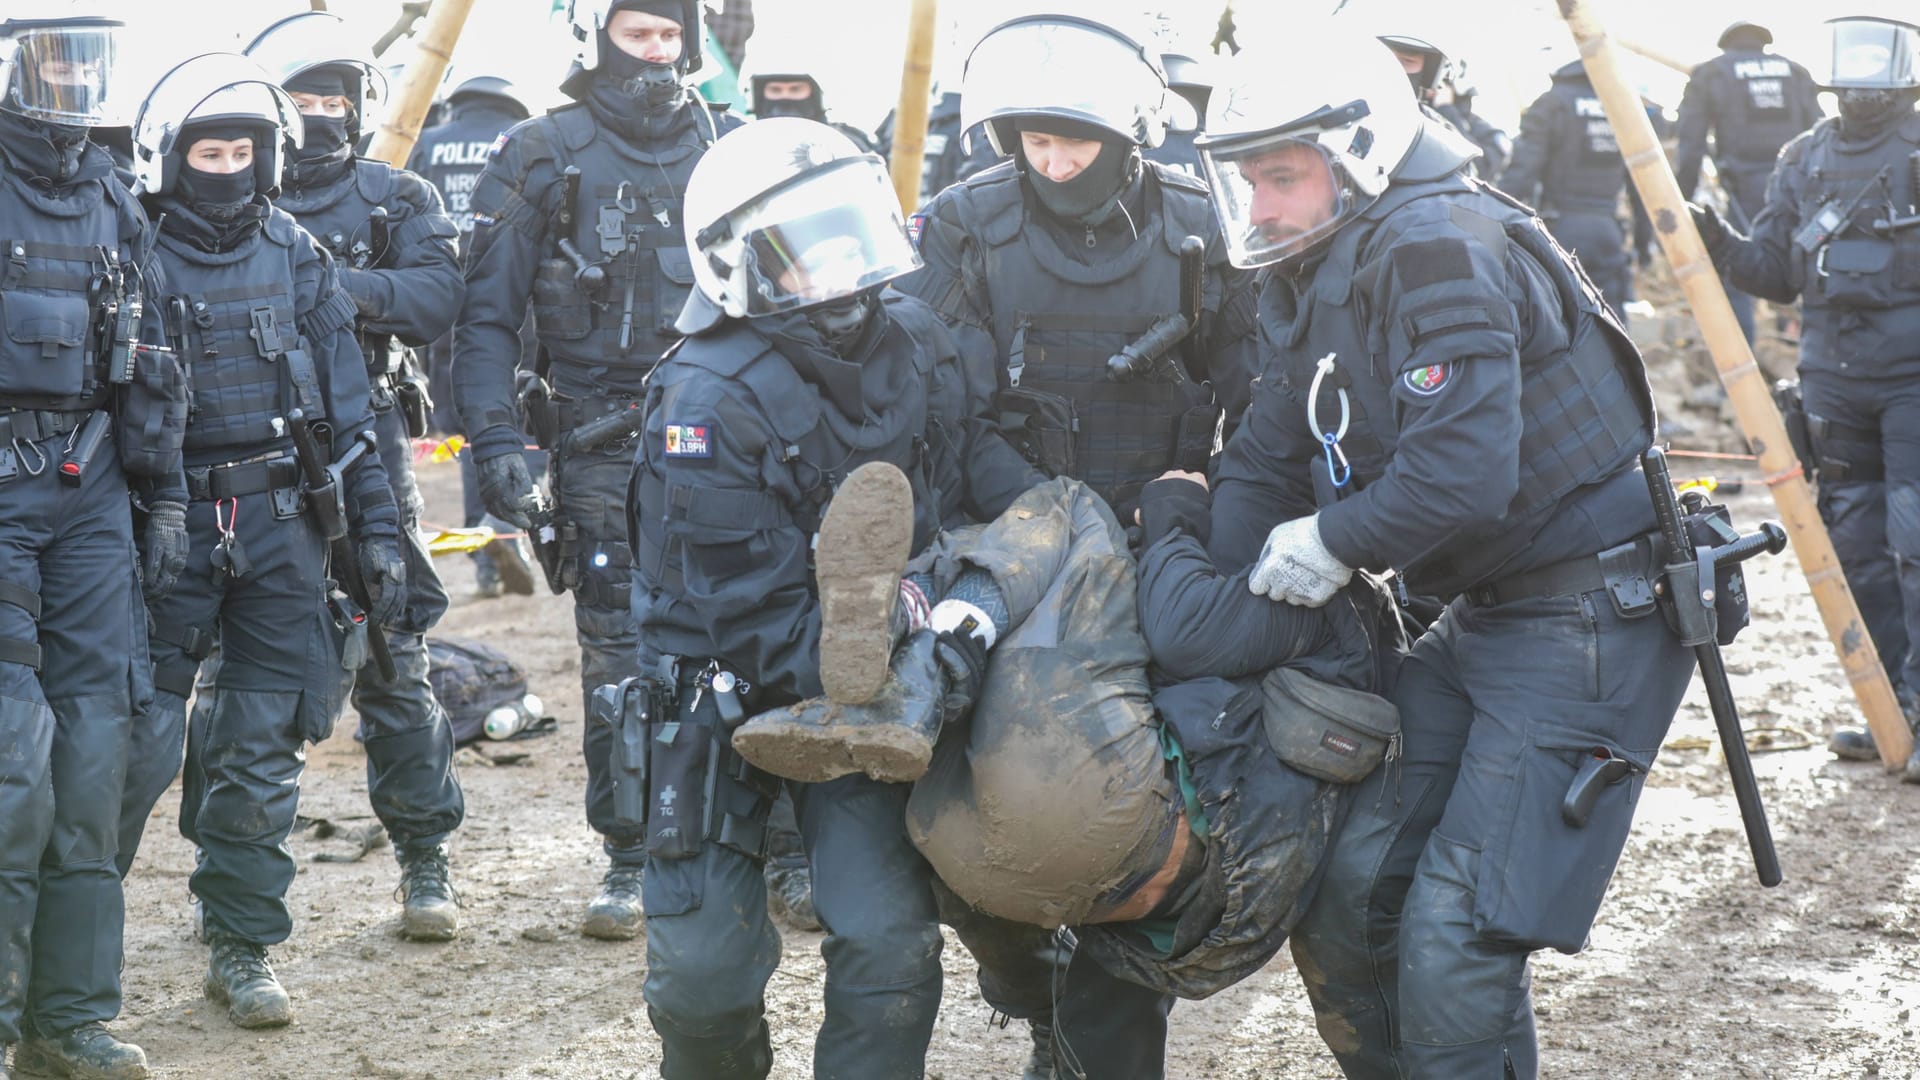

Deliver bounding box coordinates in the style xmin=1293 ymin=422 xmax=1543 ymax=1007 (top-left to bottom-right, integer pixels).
xmin=278 ymin=157 xmax=463 ymax=383
xmin=900 ymin=159 xmax=1261 ymax=513
xmin=1208 ymin=174 xmax=1657 ymax=597
xmin=146 ymin=203 xmax=395 ymax=536
xmin=453 ymin=99 xmax=741 ymax=462
xmin=1712 ymin=111 xmax=1920 ymax=378
xmin=631 ymin=291 xmax=1040 ymax=702
xmin=1675 ymin=47 xmax=1821 ymax=215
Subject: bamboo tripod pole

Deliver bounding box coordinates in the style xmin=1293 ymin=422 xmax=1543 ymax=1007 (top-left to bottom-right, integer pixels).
xmin=364 ymin=0 xmax=477 ymax=167
xmin=1557 ymin=0 xmax=1913 ymax=768
xmin=888 ymin=0 xmax=940 ymax=214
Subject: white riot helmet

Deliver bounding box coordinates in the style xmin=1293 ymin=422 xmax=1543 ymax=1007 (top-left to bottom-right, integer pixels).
xmin=564 ymin=0 xmax=702 ymax=98
xmin=243 ymin=11 xmax=388 ymax=143
xmin=1816 ymin=15 xmax=1920 ymax=90
xmin=679 ymin=118 xmax=920 ymax=332
xmin=961 ymin=11 xmax=1170 ymax=155
xmin=131 ymin=53 xmax=304 ymax=199
xmin=1197 ymin=28 xmax=1468 ymax=269
xmin=0 ymin=5 xmax=127 ymax=127
xmin=1376 ymin=29 xmax=1454 ymax=101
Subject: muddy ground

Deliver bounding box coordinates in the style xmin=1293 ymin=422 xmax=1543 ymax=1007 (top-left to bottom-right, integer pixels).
xmin=108 ymin=297 xmax=1920 ymax=1078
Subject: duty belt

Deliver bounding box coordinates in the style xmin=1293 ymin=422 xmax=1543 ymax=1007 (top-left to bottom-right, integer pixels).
xmin=186 ymin=455 xmax=301 ymax=501
xmin=1465 ymin=533 xmax=1660 ymax=610
xmin=0 ymin=408 xmax=94 ymax=443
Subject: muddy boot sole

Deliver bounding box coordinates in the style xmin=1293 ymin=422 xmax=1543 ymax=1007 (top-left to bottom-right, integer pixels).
xmin=733 ymin=682 xmax=936 ymax=785
xmin=816 ymin=463 xmax=914 ymax=705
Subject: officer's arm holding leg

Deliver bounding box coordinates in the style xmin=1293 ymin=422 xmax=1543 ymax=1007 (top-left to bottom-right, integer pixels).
xmin=339 ymin=171 xmax=463 ymax=345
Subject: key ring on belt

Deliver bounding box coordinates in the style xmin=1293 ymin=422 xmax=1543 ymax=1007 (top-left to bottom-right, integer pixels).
xmin=1307 ymin=352 xmax=1352 ymax=488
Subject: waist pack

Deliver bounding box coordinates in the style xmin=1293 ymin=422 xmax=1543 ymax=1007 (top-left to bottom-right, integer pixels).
xmin=426 ymin=635 xmax=536 ymax=744
xmin=1260 ymin=666 xmax=1401 ymax=784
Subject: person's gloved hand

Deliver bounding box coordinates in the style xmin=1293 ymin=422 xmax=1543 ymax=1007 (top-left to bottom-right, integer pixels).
xmin=932 ymin=628 xmax=989 ymax=726
xmin=357 ymin=535 xmax=407 ymax=627
xmin=1249 ymin=513 xmax=1352 ymax=607
xmin=141 ymin=500 xmax=189 ymax=603
xmin=477 ymin=453 xmax=539 ymax=529
xmin=340 ymin=267 xmax=383 ymax=319
xmin=1689 ymin=202 xmax=1730 ymax=253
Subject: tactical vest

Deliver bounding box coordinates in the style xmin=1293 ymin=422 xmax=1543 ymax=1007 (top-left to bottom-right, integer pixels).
xmin=1711 ymin=51 xmax=1814 ymax=167
xmin=944 ymin=163 xmax=1221 ymax=510
xmin=1273 ymin=176 xmax=1652 ymax=578
xmin=0 ymin=170 xmax=130 ymax=411
xmin=154 ymin=214 xmax=322 ymax=455
xmin=631 ymin=302 xmax=948 ymax=608
xmin=279 ymin=159 xmax=411 ymax=379
xmin=1540 ymin=81 xmax=1626 ymax=214
xmin=523 ymin=103 xmax=716 ymax=394
xmin=1794 ymin=116 xmax=1920 ymax=315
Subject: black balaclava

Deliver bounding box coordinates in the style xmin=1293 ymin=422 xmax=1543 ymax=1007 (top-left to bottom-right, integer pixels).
xmin=1836 ymin=87 xmax=1920 ymax=139
xmin=0 ymin=109 xmax=106 ymax=188
xmin=589 ymin=1 xmax=693 ymax=142
xmin=284 ymin=68 xmax=356 ymax=190
xmin=155 ymin=123 xmax=269 ymax=253
xmin=755 ymin=77 xmax=825 ymax=122
xmin=1017 ymin=116 xmax=1140 ymax=227
xmin=806 ymin=288 xmax=878 ymax=353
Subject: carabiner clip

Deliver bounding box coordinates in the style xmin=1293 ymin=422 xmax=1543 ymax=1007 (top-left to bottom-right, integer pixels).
xmin=1306 ymin=353 xmax=1352 ymax=488
xmin=1321 ymin=431 xmax=1352 ymax=488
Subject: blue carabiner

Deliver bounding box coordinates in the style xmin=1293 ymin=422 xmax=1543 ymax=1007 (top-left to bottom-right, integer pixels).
xmin=1322 ymin=431 xmax=1352 ymax=488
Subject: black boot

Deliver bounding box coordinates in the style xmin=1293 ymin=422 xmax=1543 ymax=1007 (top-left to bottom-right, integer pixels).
xmin=816 ymin=462 xmax=915 ymax=705
xmin=14 ymin=1022 xmax=148 ymax=1080
xmin=582 ymin=863 xmax=645 ymax=941
xmin=205 ymin=934 xmax=293 ymax=1029
xmin=1022 ymin=1015 xmax=1057 ymax=1080
xmin=396 ymin=842 xmax=460 ymax=941
xmin=733 ymin=631 xmax=946 ymax=783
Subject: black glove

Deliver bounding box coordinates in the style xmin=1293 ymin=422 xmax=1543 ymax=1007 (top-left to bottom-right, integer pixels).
xmin=140 ymin=500 xmax=189 ymax=603
xmin=1689 ymin=202 xmax=1730 ymax=253
xmin=477 ymin=453 xmax=539 ymax=529
xmin=932 ymin=628 xmax=989 ymax=726
xmin=357 ymin=535 xmax=407 ymax=628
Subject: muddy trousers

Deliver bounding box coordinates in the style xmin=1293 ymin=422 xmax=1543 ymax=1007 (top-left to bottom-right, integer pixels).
xmin=642 ymin=773 xmax=943 ymax=1080
xmin=0 ymin=450 xmax=144 ymax=1042
xmin=1801 ymin=371 xmax=1920 ymax=698
xmin=937 ymin=896 xmax=1174 ymax=1080
xmin=1290 ymin=591 xmax=1691 ymax=1078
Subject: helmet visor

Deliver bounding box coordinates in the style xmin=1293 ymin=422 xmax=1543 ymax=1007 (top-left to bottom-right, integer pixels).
xmin=1819 ymin=19 xmax=1920 ymax=89
xmin=961 ymin=17 xmax=1164 ymax=145
xmin=6 ymin=24 xmax=123 ymax=126
xmin=1200 ymin=133 xmax=1361 ymax=269
xmin=729 ymin=156 xmax=921 ymax=316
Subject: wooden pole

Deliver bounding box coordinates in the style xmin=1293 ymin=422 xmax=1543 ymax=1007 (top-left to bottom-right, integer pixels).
xmin=888 ymin=0 xmax=940 ymax=214
xmin=363 ymin=0 xmax=476 ymax=167
xmin=1614 ymin=33 xmax=1695 ymax=77
xmin=1556 ymin=0 xmax=1913 ymax=769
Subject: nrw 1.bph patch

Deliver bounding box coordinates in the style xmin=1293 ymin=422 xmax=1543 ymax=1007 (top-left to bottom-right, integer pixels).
xmin=664 ymin=424 xmax=713 ymax=458
xmin=1403 ymin=363 xmax=1452 ymax=396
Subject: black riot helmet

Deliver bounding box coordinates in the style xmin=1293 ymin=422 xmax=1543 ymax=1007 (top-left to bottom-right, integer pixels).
xmin=1717 ymin=21 xmax=1774 ymax=50
xmin=447 ymin=74 xmax=531 ymax=121
xmin=1160 ymin=52 xmax=1212 ymax=124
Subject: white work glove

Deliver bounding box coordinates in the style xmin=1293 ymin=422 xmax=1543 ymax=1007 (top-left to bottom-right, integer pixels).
xmin=1248 ymin=513 xmax=1353 ymax=607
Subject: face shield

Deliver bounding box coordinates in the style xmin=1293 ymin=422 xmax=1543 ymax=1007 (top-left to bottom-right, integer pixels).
xmin=1201 ymin=130 xmax=1367 ymax=270
xmin=961 ymin=16 xmax=1168 ymax=151
xmin=706 ymin=156 xmax=921 ymax=317
xmin=2 ymin=21 xmax=124 ymax=126
xmin=1818 ymin=18 xmax=1920 ymax=90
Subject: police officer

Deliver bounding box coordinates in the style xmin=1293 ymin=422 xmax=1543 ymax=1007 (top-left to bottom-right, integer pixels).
xmin=1193 ymin=28 xmax=1690 ymax=1076
xmin=875 ymin=87 xmax=1005 ymax=208
xmin=626 ymin=116 xmax=1037 ymax=1079
xmin=408 ymin=73 xmax=542 ymax=598
xmin=895 ymin=12 xmax=1261 ymax=1076
xmin=1692 ymin=15 xmax=1920 ymax=774
xmin=453 ymin=0 xmax=742 ymax=940
xmin=1143 ymin=52 xmax=1209 ymax=176
xmin=1501 ymin=54 xmax=1636 ymax=323
xmin=740 ymin=47 xmax=877 ymax=152
xmin=1675 ymin=20 xmax=1821 ymax=343
xmin=1377 ymin=28 xmax=1511 ymax=180
xmin=0 ymin=8 xmax=187 ymax=1078
xmin=116 ymin=53 xmax=405 ymax=1031
xmin=245 ymin=11 xmax=469 ymax=939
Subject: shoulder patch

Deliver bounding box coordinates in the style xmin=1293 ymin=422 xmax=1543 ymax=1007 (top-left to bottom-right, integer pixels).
xmin=488 ymin=132 xmax=510 ymax=157
xmin=907 ymin=212 xmax=927 ymax=250
xmin=663 ymin=423 xmax=713 ymax=459
xmin=1391 ymin=237 xmax=1474 ymax=292
xmin=1402 ymin=363 xmax=1452 ymax=396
